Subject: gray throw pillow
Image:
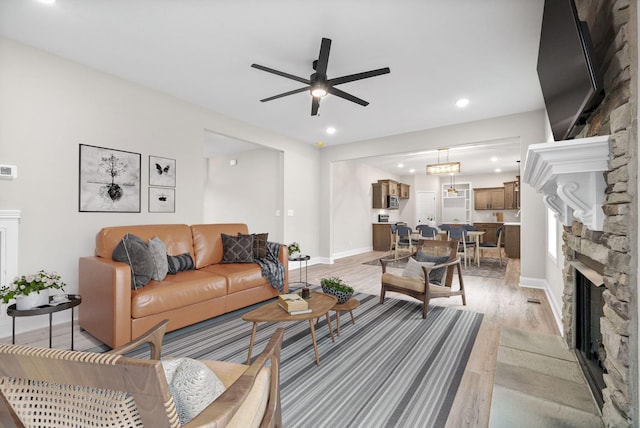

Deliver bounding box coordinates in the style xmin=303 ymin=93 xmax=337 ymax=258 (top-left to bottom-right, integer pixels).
xmin=167 ymin=253 xmax=195 ymax=274
xmin=112 ymin=234 xmax=154 ymax=290
xmin=221 ymin=233 xmax=254 ymax=263
xmin=415 ymin=252 xmax=450 ymax=285
xmin=148 ymin=236 xmax=169 ymax=281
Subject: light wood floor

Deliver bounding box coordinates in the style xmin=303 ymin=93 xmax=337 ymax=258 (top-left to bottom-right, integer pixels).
xmin=1 ymin=248 xmax=559 ymax=427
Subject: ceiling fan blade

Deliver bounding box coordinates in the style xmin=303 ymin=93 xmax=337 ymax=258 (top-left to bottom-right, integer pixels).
xmin=311 ymin=97 xmax=320 ymax=116
xmin=260 ymin=87 xmax=310 ymax=102
xmin=327 ymin=87 xmax=369 ymax=106
xmin=326 ymin=67 xmax=391 ymax=86
xmin=251 ymin=64 xmax=310 ymax=85
xmin=315 ymin=38 xmax=331 ymax=77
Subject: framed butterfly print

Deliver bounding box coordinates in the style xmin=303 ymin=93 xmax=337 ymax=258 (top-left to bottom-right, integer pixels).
xmin=149 ymin=155 xmax=176 ymax=187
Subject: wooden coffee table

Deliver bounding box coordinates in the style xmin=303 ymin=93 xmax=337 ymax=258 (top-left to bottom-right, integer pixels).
xmin=242 ymin=291 xmax=337 ymax=366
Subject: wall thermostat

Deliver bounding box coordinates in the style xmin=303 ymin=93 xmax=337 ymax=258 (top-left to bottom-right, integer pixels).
xmin=0 ymin=165 xmax=17 ymax=180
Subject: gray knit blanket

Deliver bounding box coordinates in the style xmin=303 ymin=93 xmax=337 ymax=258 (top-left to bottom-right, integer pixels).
xmin=254 ymin=241 xmax=285 ymax=292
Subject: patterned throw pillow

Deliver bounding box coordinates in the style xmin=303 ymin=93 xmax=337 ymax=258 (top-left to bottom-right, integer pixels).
xmin=415 ymin=252 xmax=451 ymax=285
xmin=148 ymin=236 xmax=169 ymax=281
xmin=402 ymin=257 xmax=435 ymax=281
xmin=239 ymin=233 xmax=269 ymax=259
xmin=221 ymin=233 xmax=254 ymax=263
xmin=167 ymin=253 xmax=195 ymax=274
xmin=112 ymin=234 xmax=154 ymax=289
xmin=162 ymin=358 xmax=226 ymax=425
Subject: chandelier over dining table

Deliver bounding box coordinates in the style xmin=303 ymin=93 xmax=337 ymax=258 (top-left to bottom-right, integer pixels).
xmin=426 ymin=148 xmax=461 ymax=175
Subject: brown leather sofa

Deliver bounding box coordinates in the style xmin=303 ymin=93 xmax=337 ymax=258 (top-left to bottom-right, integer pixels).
xmin=79 ymin=223 xmax=288 ymax=348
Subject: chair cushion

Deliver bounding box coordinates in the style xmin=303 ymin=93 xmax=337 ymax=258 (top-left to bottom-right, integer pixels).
xmin=382 ymin=272 xmax=424 ymax=292
xmin=162 ymin=357 xmax=226 ymax=425
xmin=402 ymin=257 xmax=434 ymax=281
xmin=415 ymin=252 xmax=450 ymax=285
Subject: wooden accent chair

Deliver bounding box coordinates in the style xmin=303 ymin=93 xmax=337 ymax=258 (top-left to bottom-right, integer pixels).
xmin=380 ymin=239 xmax=466 ymax=319
xmin=478 ymin=225 xmax=504 ymax=266
xmin=0 ymin=320 xmax=284 ymax=428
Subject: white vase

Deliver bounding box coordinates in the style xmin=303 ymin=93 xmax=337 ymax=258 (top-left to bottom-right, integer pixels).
xmin=16 ymin=289 xmax=49 ymax=310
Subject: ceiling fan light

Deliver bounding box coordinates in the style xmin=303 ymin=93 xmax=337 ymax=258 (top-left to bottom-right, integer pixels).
xmin=311 ymin=86 xmax=327 ymax=97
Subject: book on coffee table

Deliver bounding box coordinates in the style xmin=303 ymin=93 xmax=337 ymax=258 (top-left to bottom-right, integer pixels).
xmin=278 ymin=293 xmax=308 ymax=312
xmin=277 ymin=303 xmax=312 ymax=315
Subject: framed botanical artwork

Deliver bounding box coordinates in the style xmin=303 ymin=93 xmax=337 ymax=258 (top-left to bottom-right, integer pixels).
xmin=149 ymin=155 xmax=176 ymax=187
xmin=79 ymin=144 xmax=141 ymax=212
xmin=149 ymin=187 xmax=175 ymax=213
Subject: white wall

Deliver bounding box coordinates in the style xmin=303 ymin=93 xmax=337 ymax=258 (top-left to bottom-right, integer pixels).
xmin=204 ymin=148 xmax=284 ymax=241
xmin=330 ymin=160 xmax=400 ymax=258
xmin=0 ymin=37 xmax=318 ymax=335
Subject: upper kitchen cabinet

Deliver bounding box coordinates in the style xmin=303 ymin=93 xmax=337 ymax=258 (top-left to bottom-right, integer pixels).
xmin=372 ymin=182 xmax=389 ymax=208
xmin=378 ymin=179 xmax=398 ymax=195
xmin=474 ymin=187 xmax=505 ymax=210
xmin=504 ymin=181 xmax=517 ymax=209
xmin=399 ymin=183 xmax=410 ymax=199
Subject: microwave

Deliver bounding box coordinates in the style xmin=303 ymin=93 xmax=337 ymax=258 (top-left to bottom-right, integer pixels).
xmin=387 ymin=195 xmax=399 ymax=209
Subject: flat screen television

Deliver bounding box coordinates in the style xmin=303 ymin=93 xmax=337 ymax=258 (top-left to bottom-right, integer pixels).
xmin=537 ymin=0 xmax=604 ymax=141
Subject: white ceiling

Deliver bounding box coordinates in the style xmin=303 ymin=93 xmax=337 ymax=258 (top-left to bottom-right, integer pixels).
xmin=0 ymin=0 xmax=545 ymax=175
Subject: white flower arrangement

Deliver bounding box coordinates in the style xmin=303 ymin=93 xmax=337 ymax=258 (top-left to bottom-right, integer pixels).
xmin=0 ymin=270 xmax=66 ymax=303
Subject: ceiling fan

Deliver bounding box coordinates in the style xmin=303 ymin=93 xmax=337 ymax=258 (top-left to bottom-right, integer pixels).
xmin=251 ymin=37 xmax=390 ymax=116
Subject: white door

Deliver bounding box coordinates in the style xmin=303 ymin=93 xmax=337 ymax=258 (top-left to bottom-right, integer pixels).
xmin=416 ymin=191 xmax=436 ymax=224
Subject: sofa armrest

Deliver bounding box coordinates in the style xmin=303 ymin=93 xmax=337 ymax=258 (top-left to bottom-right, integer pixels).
xmin=278 ymin=244 xmax=289 ymax=293
xmin=79 ymin=256 xmax=133 ymax=348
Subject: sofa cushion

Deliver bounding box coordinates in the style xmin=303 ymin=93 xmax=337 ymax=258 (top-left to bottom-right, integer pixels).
xmin=202 ymin=263 xmax=265 ymax=294
xmin=167 ymin=253 xmax=195 ymax=274
xmin=148 ymin=236 xmax=169 ymax=281
xmin=247 ymin=233 xmax=268 ymax=259
xmin=162 ymin=358 xmax=226 ymax=425
xmin=131 ymin=270 xmax=227 ymax=318
xmin=191 ymin=224 xmax=249 ymax=269
xmin=221 ymin=233 xmax=254 ymax=263
xmin=112 ymin=234 xmax=154 ymax=289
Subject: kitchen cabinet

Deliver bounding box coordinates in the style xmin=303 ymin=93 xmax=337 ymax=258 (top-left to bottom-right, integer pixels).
xmin=504 ymin=181 xmax=517 ymax=210
xmin=474 ymin=187 xmax=505 ymax=210
xmin=378 ymin=179 xmax=398 ymax=195
xmin=504 ymin=224 xmax=520 ymax=258
xmin=474 ymin=222 xmax=503 ymax=245
xmin=399 ymin=183 xmax=410 ymax=199
xmin=372 ymin=223 xmax=392 ymax=251
xmin=372 ymin=182 xmax=388 ymax=208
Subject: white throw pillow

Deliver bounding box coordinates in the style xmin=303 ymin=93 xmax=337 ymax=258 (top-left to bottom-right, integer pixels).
xmin=402 ymin=257 xmax=435 ymax=281
xmin=162 ymin=358 xmax=226 ymax=425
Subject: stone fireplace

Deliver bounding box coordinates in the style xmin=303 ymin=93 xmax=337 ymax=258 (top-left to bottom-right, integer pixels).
xmin=523 ymin=1 xmax=637 ymax=426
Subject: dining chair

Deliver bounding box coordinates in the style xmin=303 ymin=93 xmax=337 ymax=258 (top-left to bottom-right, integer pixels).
xmin=415 ymin=224 xmax=437 ymax=239
xmin=448 ymin=227 xmax=474 ymax=268
xmin=478 ymin=225 xmax=504 ymax=266
xmin=395 ymin=225 xmax=418 ymax=257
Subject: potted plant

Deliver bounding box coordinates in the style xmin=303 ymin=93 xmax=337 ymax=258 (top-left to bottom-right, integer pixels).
xmin=320 ymin=276 xmax=354 ymax=304
xmin=0 ymin=270 xmax=66 ymax=310
xmin=288 ymin=242 xmax=301 ymax=259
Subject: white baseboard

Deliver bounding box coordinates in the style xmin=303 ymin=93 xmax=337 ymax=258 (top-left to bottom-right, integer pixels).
xmin=287 ymin=247 xmax=372 ymax=270
xmin=520 ymin=276 xmax=564 ymax=336
xmin=331 ymin=246 xmax=372 ymax=262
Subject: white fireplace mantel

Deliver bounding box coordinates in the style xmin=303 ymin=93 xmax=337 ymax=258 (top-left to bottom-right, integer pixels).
xmin=523 ymin=135 xmax=610 ymax=231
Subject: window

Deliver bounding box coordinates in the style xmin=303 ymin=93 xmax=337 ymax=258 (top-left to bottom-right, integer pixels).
xmin=547 ymin=208 xmax=557 ymax=262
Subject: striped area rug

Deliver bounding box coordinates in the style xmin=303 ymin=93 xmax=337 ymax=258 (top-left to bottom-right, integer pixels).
xmin=97 ymin=292 xmax=483 ymax=427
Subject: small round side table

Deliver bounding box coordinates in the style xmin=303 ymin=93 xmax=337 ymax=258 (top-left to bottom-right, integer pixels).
xmin=331 ymin=297 xmax=360 ymax=336
xmin=6 ymin=294 xmax=81 ymax=350
xmin=288 ymin=254 xmax=311 ymax=291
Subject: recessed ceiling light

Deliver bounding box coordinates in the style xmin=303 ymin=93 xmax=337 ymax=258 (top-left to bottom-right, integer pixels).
xmin=490 ymin=156 xmax=498 ymax=162
xmin=398 ymin=163 xmax=404 ymax=168
xmin=37 ymin=0 xmax=56 ymax=4
xmin=326 ymin=126 xmax=336 ymax=135
xmin=409 ymin=169 xmax=416 ymax=173
xmin=456 ymin=98 xmax=470 ymax=108
xmin=495 ymin=168 xmax=502 ymax=173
